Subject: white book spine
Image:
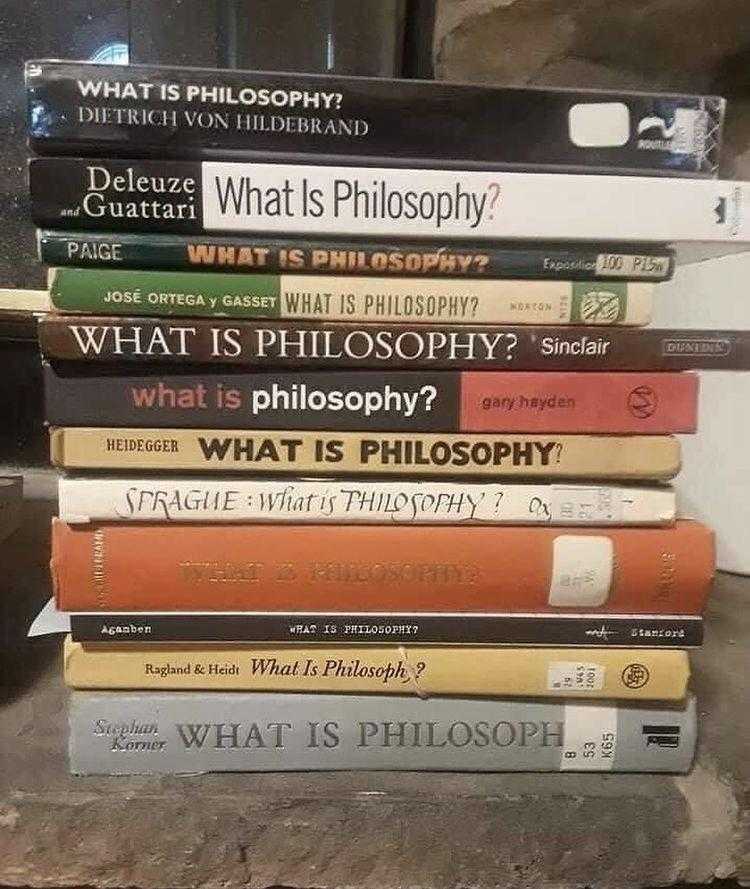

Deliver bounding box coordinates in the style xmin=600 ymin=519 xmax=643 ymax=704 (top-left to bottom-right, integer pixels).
xmin=201 ymin=162 xmax=749 ymax=242
xmin=58 ymin=477 xmax=676 ymax=526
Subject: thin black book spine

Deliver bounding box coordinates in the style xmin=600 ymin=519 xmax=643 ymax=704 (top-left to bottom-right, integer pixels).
xmin=70 ymin=613 xmax=703 ymax=646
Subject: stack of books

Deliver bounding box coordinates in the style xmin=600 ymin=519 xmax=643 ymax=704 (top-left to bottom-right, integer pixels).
xmin=26 ymin=59 xmax=750 ymax=775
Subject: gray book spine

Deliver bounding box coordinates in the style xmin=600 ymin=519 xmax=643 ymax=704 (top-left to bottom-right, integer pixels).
xmin=69 ymin=692 xmax=697 ymax=775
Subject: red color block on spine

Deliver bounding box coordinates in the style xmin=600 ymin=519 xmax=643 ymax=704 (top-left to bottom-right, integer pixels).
xmin=460 ymin=372 xmax=698 ymax=434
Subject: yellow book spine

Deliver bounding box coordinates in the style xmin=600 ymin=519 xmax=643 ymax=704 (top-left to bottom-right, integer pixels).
xmin=49 ymin=428 xmax=681 ymax=480
xmin=63 ymin=638 xmax=689 ymax=701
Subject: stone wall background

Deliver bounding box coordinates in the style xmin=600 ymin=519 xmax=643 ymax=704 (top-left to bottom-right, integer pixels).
xmin=434 ymin=0 xmax=750 ymax=177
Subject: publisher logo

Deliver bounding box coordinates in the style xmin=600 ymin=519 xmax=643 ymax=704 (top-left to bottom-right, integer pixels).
xmin=662 ymin=338 xmax=731 ymax=357
xmin=715 ymin=187 xmax=744 ymax=236
xmin=584 ymin=624 xmax=618 ymax=642
xmin=637 ymin=115 xmax=678 ymax=140
xmin=571 ymin=283 xmax=627 ymax=325
xmin=642 ymin=724 xmax=680 ymax=748
xmin=627 ymin=385 xmax=658 ymax=419
xmin=622 ymin=663 xmax=650 ymax=689
xmin=636 ymin=108 xmax=707 ymax=157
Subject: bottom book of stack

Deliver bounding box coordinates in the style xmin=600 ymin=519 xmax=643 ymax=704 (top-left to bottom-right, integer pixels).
xmin=69 ymin=690 xmax=698 ymax=775
xmin=64 ymin=639 xmax=697 ymax=775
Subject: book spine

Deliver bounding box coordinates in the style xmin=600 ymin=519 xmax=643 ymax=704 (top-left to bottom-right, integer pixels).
xmin=29 ymin=158 xmax=749 ymax=243
xmin=48 ymin=267 xmax=654 ymax=325
xmin=37 ymin=230 xmax=676 ymax=281
xmin=39 ymin=316 xmax=750 ymax=371
xmin=43 ymin=366 xmax=698 ymax=434
xmin=68 ymin=690 xmax=699 ymax=774
xmin=63 ymin=638 xmax=691 ymax=701
xmin=27 ymin=60 xmax=722 ymax=176
xmin=69 ymin=613 xmax=703 ymax=646
xmin=57 ymin=476 xmax=677 ymax=526
xmin=50 ymin=519 xmax=713 ymax=614
xmin=49 ymin=428 xmax=683 ymax=479
xmin=0 ymin=288 xmax=51 ymax=313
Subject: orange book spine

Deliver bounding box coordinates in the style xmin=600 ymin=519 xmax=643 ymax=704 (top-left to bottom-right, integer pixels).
xmin=51 ymin=520 xmax=714 ymax=615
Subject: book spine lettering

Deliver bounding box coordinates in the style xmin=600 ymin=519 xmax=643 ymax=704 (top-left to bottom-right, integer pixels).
xmin=50 ymin=519 xmax=714 ymax=614
xmin=69 ymin=613 xmax=703 ymax=646
xmin=68 ymin=691 xmax=698 ymax=774
xmin=43 ymin=366 xmax=698 ymax=434
xmin=37 ymin=231 xmax=676 ymax=281
xmin=57 ymin=477 xmax=677 ymax=526
xmin=39 ymin=316 xmax=750 ymax=371
xmin=49 ymin=428 xmax=682 ymax=479
xmin=27 ymin=60 xmax=722 ymax=176
xmin=30 ymin=158 xmax=749 ymax=242
xmin=47 ymin=267 xmax=653 ymax=325
xmin=63 ymin=638 xmax=690 ymax=701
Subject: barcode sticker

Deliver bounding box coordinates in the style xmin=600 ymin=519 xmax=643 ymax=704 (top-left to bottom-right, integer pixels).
xmin=548 ymin=661 xmax=605 ymax=693
xmin=550 ymin=485 xmax=622 ymax=524
xmin=561 ymin=703 xmax=618 ymax=771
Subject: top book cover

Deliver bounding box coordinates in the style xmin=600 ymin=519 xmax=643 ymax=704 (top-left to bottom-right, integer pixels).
xmin=25 ymin=60 xmax=725 ymax=177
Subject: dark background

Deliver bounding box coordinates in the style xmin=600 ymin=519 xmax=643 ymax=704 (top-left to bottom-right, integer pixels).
xmin=0 ymin=0 xmax=432 ymax=463
xmin=1 ymin=0 xmax=438 ymax=289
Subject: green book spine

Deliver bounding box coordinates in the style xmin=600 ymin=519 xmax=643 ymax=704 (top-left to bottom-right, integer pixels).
xmin=50 ymin=267 xmax=281 ymax=320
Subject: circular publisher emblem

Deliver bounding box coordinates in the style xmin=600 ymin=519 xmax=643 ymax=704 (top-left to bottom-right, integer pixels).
xmin=627 ymin=385 xmax=658 ymax=419
xmin=579 ymin=290 xmax=622 ymax=323
xmin=622 ymin=663 xmax=650 ymax=689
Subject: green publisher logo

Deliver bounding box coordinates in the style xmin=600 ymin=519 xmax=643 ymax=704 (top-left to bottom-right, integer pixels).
xmin=571 ymin=282 xmax=627 ymax=324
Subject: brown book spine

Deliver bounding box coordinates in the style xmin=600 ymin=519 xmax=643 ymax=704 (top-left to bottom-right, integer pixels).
xmin=39 ymin=317 xmax=750 ymax=370
xmin=51 ymin=520 xmax=714 ymax=614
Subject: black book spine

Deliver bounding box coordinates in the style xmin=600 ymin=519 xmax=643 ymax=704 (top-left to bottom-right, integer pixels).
xmin=69 ymin=613 xmax=704 ymax=646
xmin=30 ymin=158 xmax=205 ymax=235
xmin=39 ymin=317 xmax=750 ymax=371
xmin=37 ymin=230 xmax=675 ymax=281
xmin=27 ymin=60 xmax=723 ymax=175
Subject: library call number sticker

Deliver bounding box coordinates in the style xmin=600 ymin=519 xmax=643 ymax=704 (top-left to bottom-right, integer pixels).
xmin=547 ymin=660 xmax=605 ymax=692
xmin=561 ymin=703 xmax=618 ymax=771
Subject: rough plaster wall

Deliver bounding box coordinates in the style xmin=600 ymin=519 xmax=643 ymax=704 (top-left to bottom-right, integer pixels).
xmin=434 ymin=0 xmax=750 ymax=177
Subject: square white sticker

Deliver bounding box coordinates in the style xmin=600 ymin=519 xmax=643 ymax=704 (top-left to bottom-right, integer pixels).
xmin=548 ymin=535 xmax=613 ymax=607
xmin=568 ymin=102 xmax=630 ymax=148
